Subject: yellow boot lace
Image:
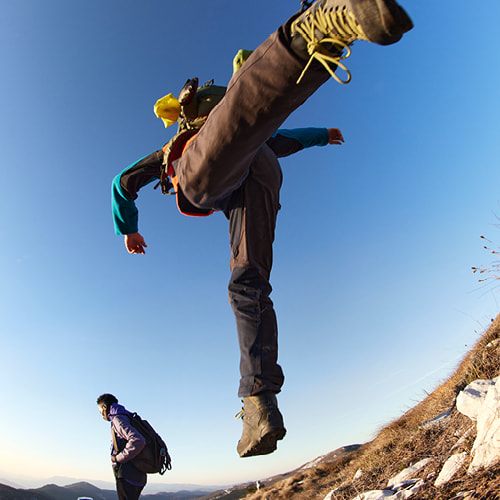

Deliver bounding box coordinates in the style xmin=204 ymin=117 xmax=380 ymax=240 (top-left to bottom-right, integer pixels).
xmin=292 ymin=5 xmax=368 ymax=84
xmin=235 ymin=396 xmax=262 ymax=419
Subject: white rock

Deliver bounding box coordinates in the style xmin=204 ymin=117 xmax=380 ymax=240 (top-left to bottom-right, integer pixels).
xmin=452 ymin=490 xmax=476 ymax=498
xmin=353 ymin=469 xmax=364 ymax=481
xmin=393 ymin=480 xmax=424 ymax=499
xmin=323 ymin=490 xmax=338 ymax=500
xmin=351 ymin=479 xmax=425 ymax=500
xmin=468 ymin=377 xmax=500 ymax=473
xmin=351 ymin=490 xmax=394 ymax=500
xmin=456 ymin=379 xmax=496 ymax=420
xmin=486 ymin=339 xmax=500 ymax=349
xmin=386 ymin=458 xmax=432 ymax=488
xmin=390 ymin=479 xmax=418 ymax=491
xmin=434 ymin=452 xmax=467 ymax=486
xmin=450 ymin=426 xmax=475 ymax=452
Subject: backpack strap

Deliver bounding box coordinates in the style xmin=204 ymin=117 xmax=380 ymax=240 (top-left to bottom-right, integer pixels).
xmin=159 ymin=130 xmax=213 ymax=217
xmin=160 ymin=129 xmax=199 ymax=193
xmin=111 ymin=413 xmax=130 ymax=454
xmin=111 ymin=426 xmax=119 ymax=454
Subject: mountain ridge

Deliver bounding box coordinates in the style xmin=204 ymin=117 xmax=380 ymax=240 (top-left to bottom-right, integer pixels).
xmin=0 ymin=480 xmax=215 ymax=500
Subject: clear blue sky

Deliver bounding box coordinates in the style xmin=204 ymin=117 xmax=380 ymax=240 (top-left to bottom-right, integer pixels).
xmin=1 ymin=0 xmax=500 ymax=491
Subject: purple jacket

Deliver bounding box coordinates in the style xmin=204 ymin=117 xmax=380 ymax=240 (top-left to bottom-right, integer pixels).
xmin=108 ymin=404 xmax=146 ymax=464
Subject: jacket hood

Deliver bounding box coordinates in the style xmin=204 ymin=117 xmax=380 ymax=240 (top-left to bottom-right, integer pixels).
xmin=108 ymin=403 xmax=132 ymax=421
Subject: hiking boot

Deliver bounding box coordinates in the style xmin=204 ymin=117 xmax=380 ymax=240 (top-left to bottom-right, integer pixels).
xmin=236 ymin=392 xmax=286 ymax=458
xmin=290 ymin=0 xmax=413 ymax=83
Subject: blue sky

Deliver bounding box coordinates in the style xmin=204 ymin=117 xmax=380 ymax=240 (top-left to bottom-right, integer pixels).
xmin=1 ymin=0 xmax=500 ymax=491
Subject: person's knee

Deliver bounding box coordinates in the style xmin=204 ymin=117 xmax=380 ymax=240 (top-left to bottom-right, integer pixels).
xmin=228 ymin=267 xmax=272 ymax=302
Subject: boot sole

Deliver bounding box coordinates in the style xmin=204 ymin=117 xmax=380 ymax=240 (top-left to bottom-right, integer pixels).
xmin=351 ymin=0 xmax=413 ymax=45
xmin=239 ymin=427 xmax=287 ymax=458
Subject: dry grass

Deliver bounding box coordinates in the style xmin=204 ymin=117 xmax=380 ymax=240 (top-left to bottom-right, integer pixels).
xmin=243 ymin=314 xmax=500 ymax=500
xmin=472 ymin=234 xmax=500 ymax=286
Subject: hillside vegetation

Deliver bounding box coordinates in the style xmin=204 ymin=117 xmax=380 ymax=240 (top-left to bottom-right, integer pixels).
xmin=242 ymin=314 xmax=500 ymax=499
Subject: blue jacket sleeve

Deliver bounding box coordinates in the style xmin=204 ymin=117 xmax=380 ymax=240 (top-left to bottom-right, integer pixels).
xmin=274 ymin=128 xmax=330 ymax=148
xmin=267 ymin=127 xmax=330 ymax=158
xmin=111 ymin=150 xmax=163 ymax=235
xmin=111 ymin=173 xmax=140 ymax=235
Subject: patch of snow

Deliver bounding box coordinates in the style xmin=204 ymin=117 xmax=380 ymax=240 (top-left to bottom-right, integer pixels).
xmin=300 ymin=455 xmax=326 ymax=470
xmin=420 ymin=409 xmax=452 ymax=430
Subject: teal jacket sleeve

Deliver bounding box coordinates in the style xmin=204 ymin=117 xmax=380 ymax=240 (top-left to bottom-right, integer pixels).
xmin=111 ymin=173 xmax=140 ymax=235
xmin=111 ymin=150 xmax=163 ymax=235
xmin=267 ymin=127 xmax=330 ymax=158
xmin=274 ymin=127 xmax=330 ymax=148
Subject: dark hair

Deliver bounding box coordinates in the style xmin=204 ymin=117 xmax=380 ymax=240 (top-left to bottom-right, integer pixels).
xmin=97 ymin=393 xmax=118 ymax=407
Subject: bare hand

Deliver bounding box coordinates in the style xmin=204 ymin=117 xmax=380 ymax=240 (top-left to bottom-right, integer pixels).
xmin=124 ymin=233 xmax=147 ymax=255
xmin=328 ymin=128 xmax=344 ymax=145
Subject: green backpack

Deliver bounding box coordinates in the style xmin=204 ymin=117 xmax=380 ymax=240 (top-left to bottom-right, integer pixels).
xmin=176 ymin=77 xmax=226 ymax=132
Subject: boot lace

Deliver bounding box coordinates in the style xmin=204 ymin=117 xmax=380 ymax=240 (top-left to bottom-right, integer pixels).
xmin=293 ymin=5 xmax=368 ymax=84
xmin=235 ymin=396 xmax=262 ymax=419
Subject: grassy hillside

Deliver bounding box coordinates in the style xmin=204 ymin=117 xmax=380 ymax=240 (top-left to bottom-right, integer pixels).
xmin=243 ymin=314 xmax=500 ymax=499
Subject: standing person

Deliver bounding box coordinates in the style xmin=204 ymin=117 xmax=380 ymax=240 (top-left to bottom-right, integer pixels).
xmin=112 ymin=0 xmax=413 ymax=459
xmin=97 ymin=394 xmax=147 ymax=500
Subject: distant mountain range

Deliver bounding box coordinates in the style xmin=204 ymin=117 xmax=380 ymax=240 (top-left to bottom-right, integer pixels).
xmin=0 ymin=481 xmax=215 ymax=500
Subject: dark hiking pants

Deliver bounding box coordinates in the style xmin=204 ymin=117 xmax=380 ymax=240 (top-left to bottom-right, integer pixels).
xmin=225 ymin=145 xmax=283 ymax=397
xmin=116 ymin=479 xmax=144 ymax=500
xmin=176 ymin=14 xmax=330 ymax=397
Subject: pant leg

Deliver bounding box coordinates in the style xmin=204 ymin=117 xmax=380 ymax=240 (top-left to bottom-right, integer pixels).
xmin=177 ymin=18 xmax=329 ymax=209
xmin=226 ymin=145 xmax=284 ymax=397
xmin=116 ymin=480 xmax=144 ymax=500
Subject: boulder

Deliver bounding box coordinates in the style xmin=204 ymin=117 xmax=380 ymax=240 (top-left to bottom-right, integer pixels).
xmin=456 ymin=379 xmax=497 ymax=420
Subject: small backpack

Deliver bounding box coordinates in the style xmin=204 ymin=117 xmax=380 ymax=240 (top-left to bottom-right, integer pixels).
xmin=113 ymin=413 xmax=172 ymax=475
xmin=153 ymin=78 xmax=226 ymax=212
xmin=176 ymin=78 xmax=226 ymax=132
xmin=153 ymin=78 xmax=226 ymax=132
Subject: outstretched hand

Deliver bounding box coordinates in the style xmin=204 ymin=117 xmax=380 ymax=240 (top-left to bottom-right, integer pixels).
xmin=328 ymin=128 xmax=344 ymax=145
xmin=124 ymin=232 xmax=147 ymax=255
